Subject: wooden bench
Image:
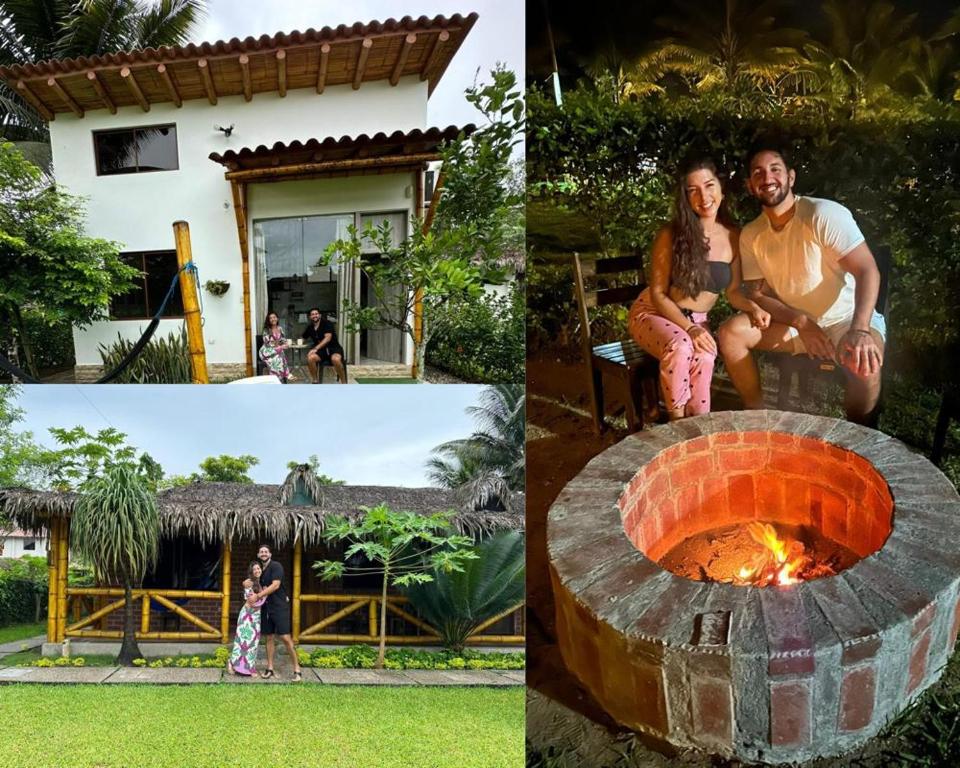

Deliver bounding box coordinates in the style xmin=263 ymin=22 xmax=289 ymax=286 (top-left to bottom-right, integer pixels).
xmin=770 ymin=244 xmax=892 ymax=415
xmin=572 ymin=253 xmax=659 ymax=433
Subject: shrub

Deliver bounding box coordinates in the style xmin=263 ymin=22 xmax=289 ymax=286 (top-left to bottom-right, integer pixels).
xmin=0 ymin=558 xmax=44 ymax=626
xmin=98 ymin=328 xmax=191 ymax=384
xmin=426 ymin=283 xmax=524 ymax=383
xmin=22 ymin=316 xmax=75 ymax=372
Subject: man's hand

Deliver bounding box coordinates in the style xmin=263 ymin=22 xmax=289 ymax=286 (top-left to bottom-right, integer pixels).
xmin=687 ymin=325 xmax=717 ymax=356
xmin=838 ymin=329 xmax=883 ymax=377
xmin=246 ymin=594 xmax=259 ymax=608
xmin=748 ymin=306 xmax=771 ymax=330
xmin=795 ymin=318 xmax=835 ymax=360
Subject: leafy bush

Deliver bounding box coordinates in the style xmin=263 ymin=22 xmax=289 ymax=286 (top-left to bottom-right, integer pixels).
xmin=426 ymin=283 xmax=524 ymax=383
xmin=22 ymin=316 xmax=75 ymax=372
xmin=98 ymin=328 xmax=191 ymax=384
xmin=0 ymin=558 xmax=43 ymax=627
xmin=301 ymin=645 xmax=525 ymax=670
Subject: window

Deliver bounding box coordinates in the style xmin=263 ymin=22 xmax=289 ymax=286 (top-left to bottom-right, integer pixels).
xmin=23 ymin=539 xmax=36 ymax=551
xmin=94 ymin=124 xmax=178 ymax=175
xmin=110 ymin=251 xmax=185 ymax=320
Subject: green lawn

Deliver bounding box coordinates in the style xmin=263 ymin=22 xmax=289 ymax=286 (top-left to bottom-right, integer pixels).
xmin=0 ymin=622 xmax=45 ymax=645
xmin=0 ymin=685 xmax=524 ymax=768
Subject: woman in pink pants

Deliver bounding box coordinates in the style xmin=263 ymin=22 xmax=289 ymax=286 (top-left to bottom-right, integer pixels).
xmin=629 ymin=157 xmax=770 ymax=420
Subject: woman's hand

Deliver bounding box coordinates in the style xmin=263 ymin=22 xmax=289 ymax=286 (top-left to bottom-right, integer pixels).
xmin=687 ymin=325 xmax=717 ymax=355
xmin=748 ymin=306 xmax=771 ymax=330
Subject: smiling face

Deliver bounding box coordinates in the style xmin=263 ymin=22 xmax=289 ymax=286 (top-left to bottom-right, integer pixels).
xmin=308 ymin=309 xmax=321 ymax=324
xmin=257 ymin=546 xmax=271 ymax=565
xmin=267 ymin=313 xmax=279 ymax=328
xmin=252 ymin=563 xmax=262 ymax=579
xmin=747 ymin=150 xmax=796 ymax=208
xmin=684 ymin=167 xmax=723 ymax=220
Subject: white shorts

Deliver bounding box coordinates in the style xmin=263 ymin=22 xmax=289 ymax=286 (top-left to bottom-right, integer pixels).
xmin=785 ymin=310 xmax=886 ymax=356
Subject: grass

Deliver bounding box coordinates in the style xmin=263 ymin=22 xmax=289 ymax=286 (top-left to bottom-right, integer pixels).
xmin=0 ymin=622 xmax=45 ymax=645
xmin=354 ymin=377 xmax=417 ymax=384
xmin=0 ymin=649 xmax=117 ymax=667
xmin=0 ymin=685 xmax=524 ymax=768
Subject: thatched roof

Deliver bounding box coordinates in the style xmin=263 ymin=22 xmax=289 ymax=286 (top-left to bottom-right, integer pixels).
xmin=0 ymin=467 xmax=524 ymax=547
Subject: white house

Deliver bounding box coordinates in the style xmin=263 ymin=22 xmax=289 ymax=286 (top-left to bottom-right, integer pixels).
xmin=0 ymin=529 xmax=48 ymax=559
xmin=0 ymin=13 xmax=478 ymax=380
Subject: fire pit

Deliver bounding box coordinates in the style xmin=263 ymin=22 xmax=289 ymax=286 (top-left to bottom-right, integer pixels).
xmin=547 ymin=411 xmax=960 ymax=764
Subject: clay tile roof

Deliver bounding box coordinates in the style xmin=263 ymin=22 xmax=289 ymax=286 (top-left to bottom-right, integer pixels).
xmin=0 ymin=13 xmax=478 ymax=119
xmin=209 ymin=125 xmax=474 ymax=172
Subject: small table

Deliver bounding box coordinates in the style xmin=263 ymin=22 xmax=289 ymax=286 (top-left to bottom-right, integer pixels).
xmin=285 ymin=342 xmax=311 ymax=375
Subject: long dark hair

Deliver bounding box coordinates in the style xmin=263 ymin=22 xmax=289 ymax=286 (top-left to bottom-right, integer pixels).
xmin=262 ymin=311 xmax=280 ymax=333
xmin=669 ymin=157 xmax=735 ymax=298
xmin=247 ymin=561 xmax=262 ymax=593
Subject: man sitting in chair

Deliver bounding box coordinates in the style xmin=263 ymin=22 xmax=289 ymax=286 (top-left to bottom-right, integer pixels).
xmin=302 ymin=308 xmax=347 ymax=384
xmin=718 ymin=141 xmax=885 ymax=425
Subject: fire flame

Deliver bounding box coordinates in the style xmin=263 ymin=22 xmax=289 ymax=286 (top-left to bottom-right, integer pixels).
xmin=734 ymin=522 xmax=809 ymax=587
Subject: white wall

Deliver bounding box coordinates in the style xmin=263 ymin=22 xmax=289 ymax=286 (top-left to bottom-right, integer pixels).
xmin=48 ymin=77 xmax=428 ymax=366
xmin=1 ymin=535 xmax=48 ymax=559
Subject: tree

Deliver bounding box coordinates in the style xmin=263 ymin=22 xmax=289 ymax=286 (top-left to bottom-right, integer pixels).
xmin=0 ymin=0 xmax=206 ymax=140
xmin=285 ymin=455 xmax=342 ymax=486
xmin=44 ymin=425 xmax=162 ymax=491
xmin=321 ymin=67 xmax=522 ymax=380
xmin=404 ymin=530 xmax=525 ymax=652
xmin=70 ymin=462 xmax=159 ymax=664
xmin=314 ymin=504 xmax=477 ymax=668
xmin=0 ymin=142 xmax=139 ymax=377
xmin=0 ymin=384 xmax=51 ymax=490
xmin=648 ymin=0 xmax=811 ymax=94
xmin=426 ymin=385 xmax=525 ymax=510
xmin=194 ymin=454 xmax=258 ymax=483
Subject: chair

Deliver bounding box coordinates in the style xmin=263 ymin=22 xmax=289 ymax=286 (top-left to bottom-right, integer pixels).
xmin=572 ymin=252 xmax=660 ymax=433
xmin=771 ymin=244 xmax=892 ymax=412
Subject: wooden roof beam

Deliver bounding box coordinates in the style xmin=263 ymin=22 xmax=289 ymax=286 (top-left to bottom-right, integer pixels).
xmin=85 ymin=71 xmax=116 ymax=114
xmin=120 ymin=66 xmax=149 ymax=112
xmin=353 ymin=38 xmax=373 ymax=90
xmin=16 ymin=80 xmax=54 ymax=121
xmin=47 ymin=76 xmax=83 ymax=118
xmin=239 ymin=54 xmax=252 ymax=101
xmin=157 ymin=64 xmax=181 ymax=107
xmin=198 ymin=58 xmax=217 ymax=105
xmin=276 ymin=50 xmax=287 ymax=97
xmin=316 ymin=43 xmax=331 ymax=94
xmin=421 ymin=30 xmax=450 ymax=82
xmin=390 ymin=34 xmax=416 ymax=86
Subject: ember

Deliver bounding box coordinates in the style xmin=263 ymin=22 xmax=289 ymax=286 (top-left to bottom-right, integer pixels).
xmin=656 ymin=520 xmax=858 ymax=585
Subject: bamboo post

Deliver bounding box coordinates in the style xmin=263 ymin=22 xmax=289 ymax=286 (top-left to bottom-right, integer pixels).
xmin=292 ymin=539 xmax=302 ymax=643
xmin=46 ymin=521 xmax=58 ymax=642
xmin=57 ymin=519 xmax=69 ymax=642
xmin=229 ymin=182 xmax=254 ymax=377
xmin=220 ymin=540 xmax=231 ymax=641
xmin=172 ymin=221 xmax=209 ymax=383
xmin=140 ymin=594 xmax=151 ymax=635
xmin=368 ymin=598 xmax=378 ymax=639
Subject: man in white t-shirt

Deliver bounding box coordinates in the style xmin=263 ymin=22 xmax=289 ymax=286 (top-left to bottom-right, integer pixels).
xmin=717 ymin=143 xmax=885 ymax=424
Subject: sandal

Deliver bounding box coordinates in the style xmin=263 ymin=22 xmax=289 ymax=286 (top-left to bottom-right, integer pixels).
xmin=293 ymin=671 xmax=303 ymax=682
xmin=261 ymin=669 xmax=275 ymax=679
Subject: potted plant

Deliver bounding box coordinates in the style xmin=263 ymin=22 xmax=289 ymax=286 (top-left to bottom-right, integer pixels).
xmin=204 ymin=280 xmax=230 ymax=297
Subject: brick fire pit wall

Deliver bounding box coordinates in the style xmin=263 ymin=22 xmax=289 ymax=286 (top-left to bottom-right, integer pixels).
xmin=547 ymin=411 xmax=960 ymax=764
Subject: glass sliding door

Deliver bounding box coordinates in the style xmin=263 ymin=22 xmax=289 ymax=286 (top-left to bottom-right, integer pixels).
xmin=253 ymin=214 xmax=353 ymax=355
xmin=359 ymin=212 xmax=408 ymax=364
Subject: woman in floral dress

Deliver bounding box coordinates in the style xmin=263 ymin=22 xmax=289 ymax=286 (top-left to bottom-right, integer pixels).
xmin=258 ymin=312 xmax=294 ymax=382
xmin=227 ymin=562 xmax=266 ymax=676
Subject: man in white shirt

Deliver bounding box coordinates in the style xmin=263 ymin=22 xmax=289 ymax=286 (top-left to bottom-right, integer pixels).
xmin=717 ymin=143 xmax=885 ymax=424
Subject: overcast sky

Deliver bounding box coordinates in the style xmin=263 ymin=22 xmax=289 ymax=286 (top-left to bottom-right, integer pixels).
xmin=197 ymin=0 xmax=523 ymax=128
xmin=14 ymin=385 xmax=486 ymax=487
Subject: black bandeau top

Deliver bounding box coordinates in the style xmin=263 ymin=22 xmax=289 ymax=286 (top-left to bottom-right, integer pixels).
xmin=674 ymin=261 xmax=731 ymax=295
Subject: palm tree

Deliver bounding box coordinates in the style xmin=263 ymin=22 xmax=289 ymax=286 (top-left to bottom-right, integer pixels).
xmin=404 ymin=531 xmax=525 ymax=653
xmin=0 ymin=0 xmax=206 ymax=139
xmin=648 ymin=0 xmax=811 ymax=94
xmin=426 ymin=384 xmax=524 ymax=511
xmin=70 ymin=462 xmax=159 ymax=665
